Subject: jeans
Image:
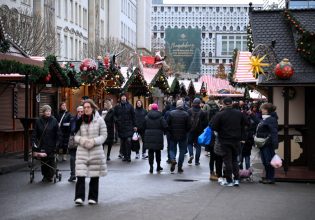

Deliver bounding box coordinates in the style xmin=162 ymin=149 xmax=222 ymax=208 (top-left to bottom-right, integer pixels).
xmin=69 ymin=149 xmax=76 ymax=177
xmin=187 ymin=133 xmax=201 ymax=164
xmin=260 ymin=146 xmax=275 ymax=181
xmin=166 ymin=133 xmax=171 ymax=160
xmin=120 ymin=137 xmax=131 ymax=159
xmin=169 ymin=137 xmax=187 ymax=167
xmin=75 ymin=177 xmax=99 ymax=201
xmin=148 ymin=149 xmax=161 ymax=166
xmin=222 ymin=143 xmax=240 ymax=183
xmin=240 ymin=155 xmax=250 ymax=170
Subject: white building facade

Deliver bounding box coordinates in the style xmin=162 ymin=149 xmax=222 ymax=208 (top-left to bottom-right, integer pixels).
xmin=263 ymin=0 xmax=286 ymax=9
xmin=1 ymin=0 xmax=152 ymax=61
xmin=151 ymin=3 xmax=263 ymax=75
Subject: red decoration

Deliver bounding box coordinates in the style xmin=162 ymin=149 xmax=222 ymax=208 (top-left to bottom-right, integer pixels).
xmin=79 ymin=58 xmax=97 ymax=71
xmin=70 ymin=63 xmax=75 ymax=68
xmin=104 ymin=56 xmax=110 ymax=68
xmin=274 ymin=58 xmax=294 ymax=79
xmin=44 ymin=73 xmax=51 ymax=82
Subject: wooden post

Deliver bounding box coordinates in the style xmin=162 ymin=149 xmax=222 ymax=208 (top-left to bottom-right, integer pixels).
xmin=24 ymin=73 xmax=29 ymax=161
xmin=283 ymin=87 xmax=290 ymax=174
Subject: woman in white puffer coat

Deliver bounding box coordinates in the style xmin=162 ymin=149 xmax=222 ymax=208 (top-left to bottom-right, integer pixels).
xmin=74 ymin=99 xmax=107 ymax=205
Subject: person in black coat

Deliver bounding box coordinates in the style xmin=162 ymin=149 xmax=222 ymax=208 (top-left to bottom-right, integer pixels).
xmin=256 ymin=103 xmax=278 ymax=184
xmin=103 ymin=100 xmax=115 ymax=161
xmin=143 ymin=103 xmax=168 ymax=173
xmin=114 ymin=93 xmax=136 ymax=162
xmin=187 ymin=98 xmax=208 ymax=166
xmin=32 ymin=105 xmax=60 ymax=182
xmin=134 ymin=100 xmax=148 ymax=159
xmin=212 ymin=97 xmax=247 ymax=186
xmin=167 ymin=99 xmax=191 ymax=173
xmin=68 ymin=105 xmax=84 ymax=182
xmin=56 ymin=102 xmax=72 ymax=161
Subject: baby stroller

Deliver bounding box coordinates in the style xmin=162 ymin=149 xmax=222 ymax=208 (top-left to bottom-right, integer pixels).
xmin=28 ymin=146 xmax=62 ymax=184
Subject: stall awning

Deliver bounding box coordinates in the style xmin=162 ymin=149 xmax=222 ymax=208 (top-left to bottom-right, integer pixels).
xmin=234 ymin=51 xmax=257 ymax=83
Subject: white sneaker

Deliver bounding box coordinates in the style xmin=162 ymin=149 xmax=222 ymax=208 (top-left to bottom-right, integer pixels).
xmin=75 ymin=198 xmax=83 ymax=205
xmin=135 ymin=154 xmax=140 ymax=159
xmin=88 ymin=199 xmax=97 ymax=205
xmin=234 ymin=180 xmax=240 ymax=186
xmin=220 ymin=181 xmax=234 ymax=187
xmin=218 ymin=177 xmax=226 ymax=184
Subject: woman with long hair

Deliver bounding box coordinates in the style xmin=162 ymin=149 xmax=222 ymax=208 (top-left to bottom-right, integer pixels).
xmin=74 ymin=99 xmax=107 ymax=205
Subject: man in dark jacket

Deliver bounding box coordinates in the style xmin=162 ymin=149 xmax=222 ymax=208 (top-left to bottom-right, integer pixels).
xmin=187 ymin=98 xmax=208 ymax=166
xmin=212 ymin=97 xmax=247 ymax=186
xmin=114 ymin=94 xmax=136 ymax=162
xmin=167 ymin=99 xmax=191 ymax=173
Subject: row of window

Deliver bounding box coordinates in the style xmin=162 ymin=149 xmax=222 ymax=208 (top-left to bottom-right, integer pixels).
xmin=55 ymin=0 xmax=88 ymax=30
xmin=153 ymin=6 xmax=248 ymax=13
xmin=121 ymin=0 xmax=136 ymax=23
xmin=201 ymin=59 xmax=233 ymax=64
xmin=152 ymin=25 xmax=247 ymax=32
xmin=57 ymin=33 xmax=87 ymax=61
xmin=121 ymin=22 xmax=136 ymax=48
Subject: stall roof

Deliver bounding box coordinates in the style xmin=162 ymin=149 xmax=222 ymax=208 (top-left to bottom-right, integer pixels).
xmin=250 ymin=9 xmax=315 ymax=86
xmin=234 ymin=51 xmax=257 ymax=83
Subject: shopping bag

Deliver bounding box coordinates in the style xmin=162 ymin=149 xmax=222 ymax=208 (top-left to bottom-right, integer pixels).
xmin=270 ymin=154 xmax=282 ymax=168
xmin=132 ymin=132 xmax=139 ymax=141
xmin=198 ymin=126 xmax=212 ymax=145
xmin=131 ymin=140 xmax=140 ymax=152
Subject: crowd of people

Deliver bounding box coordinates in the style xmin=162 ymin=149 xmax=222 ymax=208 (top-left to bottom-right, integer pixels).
xmin=31 ymin=94 xmax=279 ymax=205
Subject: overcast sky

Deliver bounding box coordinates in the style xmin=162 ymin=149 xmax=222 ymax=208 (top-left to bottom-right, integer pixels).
xmin=163 ymin=0 xmax=264 ymax=5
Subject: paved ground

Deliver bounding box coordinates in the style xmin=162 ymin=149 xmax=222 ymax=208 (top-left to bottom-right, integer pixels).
xmin=1 ymin=145 xmax=315 ymax=220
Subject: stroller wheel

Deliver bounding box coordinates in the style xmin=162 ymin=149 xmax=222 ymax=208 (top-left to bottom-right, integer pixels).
xmin=30 ymin=171 xmax=34 ymax=183
xmin=58 ymin=173 xmax=62 ymax=181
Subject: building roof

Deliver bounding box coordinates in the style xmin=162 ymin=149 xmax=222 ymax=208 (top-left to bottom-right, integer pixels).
xmin=249 ymin=9 xmax=315 ymax=86
xmin=234 ymin=51 xmax=257 ymax=83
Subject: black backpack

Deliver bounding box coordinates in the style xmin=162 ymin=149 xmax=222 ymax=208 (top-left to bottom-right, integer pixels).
xmin=191 ymin=110 xmax=201 ymax=131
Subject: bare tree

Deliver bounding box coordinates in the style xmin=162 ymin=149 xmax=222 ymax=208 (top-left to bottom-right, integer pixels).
xmin=84 ymin=37 xmax=133 ymax=66
xmin=0 ymin=6 xmax=56 ymax=56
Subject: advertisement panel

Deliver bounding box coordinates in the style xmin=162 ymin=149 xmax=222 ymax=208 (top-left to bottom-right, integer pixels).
xmin=165 ymin=28 xmax=201 ymax=74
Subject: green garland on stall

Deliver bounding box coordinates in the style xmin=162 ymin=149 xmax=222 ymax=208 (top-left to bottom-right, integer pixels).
xmin=149 ymin=68 xmax=170 ymax=94
xmin=247 ymin=23 xmax=254 ymax=52
xmin=170 ymin=77 xmax=180 ymax=95
xmin=122 ymin=67 xmax=150 ymax=96
xmin=283 ymin=10 xmax=315 ymax=65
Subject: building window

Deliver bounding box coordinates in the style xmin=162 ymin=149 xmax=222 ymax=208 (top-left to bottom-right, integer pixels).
xmin=202 ymin=59 xmax=205 ymax=64
xmin=79 ymin=5 xmax=81 ymax=27
xmin=223 ymin=26 xmax=226 ymax=31
xmin=75 ymin=2 xmax=78 ymax=24
xmin=209 ymin=52 xmax=212 ymax=57
xmin=101 ymin=20 xmax=104 ymax=40
xmin=161 ymin=7 xmax=164 ymax=12
xmin=216 ymin=26 xmax=220 ymax=31
xmin=209 ymin=33 xmax=212 ymax=38
xmin=56 ymin=0 xmax=61 ymax=17
xmin=161 ymin=33 xmax=164 ymax=38
xmin=153 ymin=25 xmax=157 ymax=31
xmin=101 ymin=0 xmax=104 ymax=9
xmin=161 ymin=26 xmax=164 ymax=31
xmin=188 ymin=7 xmax=192 ymax=12
xmin=70 ymin=0 xmax=73 ymax=22
xmin=202 ymin=33 xmax=205 ymax=38
xmin=83 ymin=9 xmax=87 ymax=29
xmin=57 ymin=33 xmax=61 ymax=57
xmin=154 ymin=7 xmax=157 ymax=12
xmin=64 ymin=35 xmax=68 ymax=58
xmin=64 ymin=0 xmax=68 ymax=20
xmin=202 ymin=52 xmax=205 ymax=57
xmin=175 ymin=7 xmax=178 ymax=12
xmin=220 ymin=35 xmax=247 ymax=56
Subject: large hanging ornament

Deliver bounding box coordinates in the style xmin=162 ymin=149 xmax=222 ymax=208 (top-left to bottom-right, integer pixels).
xmin=249 ymin=55 xmax=270 ymax=78
xmin=79 ymin=58 xmax=97 ymax=71
xmin=274 ymin=58 xmax=294 ymax=79
xmin=44 ymin=73 xmax=51 ymax=82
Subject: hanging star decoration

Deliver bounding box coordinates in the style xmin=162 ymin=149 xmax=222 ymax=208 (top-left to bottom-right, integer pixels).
xmin=249 ymin=55 xmax=270 ymax=78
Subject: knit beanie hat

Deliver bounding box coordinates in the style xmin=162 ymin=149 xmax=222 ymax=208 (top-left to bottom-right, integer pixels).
xmin=41 ymin=105 xmax=52 ymax=113
xmin=151 ymin=103 xmax=158 ymax=110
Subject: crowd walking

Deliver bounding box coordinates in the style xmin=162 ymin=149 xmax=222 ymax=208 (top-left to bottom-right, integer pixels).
xmin=31 ymin=94 xmax=279 ymax=205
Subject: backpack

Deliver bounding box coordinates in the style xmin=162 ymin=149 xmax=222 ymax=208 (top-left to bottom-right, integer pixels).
xmin=191 ymin=110 xmax=201 ymax=131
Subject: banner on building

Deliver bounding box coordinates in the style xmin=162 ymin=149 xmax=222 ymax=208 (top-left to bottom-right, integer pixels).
xmin=165 ymin=28 xmax=201 ymax=74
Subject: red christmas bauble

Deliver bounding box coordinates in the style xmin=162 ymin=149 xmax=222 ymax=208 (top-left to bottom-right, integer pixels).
xmin=45 ymin=73 xmax=51 ymax=82
xmin=80 ymin=58 xmax=97 ymax=71
xmin=104 ymin=56 xmax=110 ymax=68
xmin=70 ymin=63 xmax=75 ymax=68
xmin=274 ymin=58 xmax=294 ymax=79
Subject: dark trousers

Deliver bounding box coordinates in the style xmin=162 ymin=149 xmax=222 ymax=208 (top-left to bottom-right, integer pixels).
xmin=75 ymin=177 xmax=99 ymax=201
xmin=120 ymin=137 xmax=131 ymax=159
xmin=41 ymin=154 xmax=55 ymax=179
xmin=58 ymin=144 xmax=68 ymax=155
xmin=209 ymin=146 xmax=223 ymax=177
xmin=69 ymin=149 xmax=76 ymax=177
xmin=137 ymin=130 xmax=146 ymax=154
xmin=106 ymin=143 xmax=113 ymax=158
xmin=148 ymin=149 xmax=161 ymax=166
xmin=260 ymin=146 xmax=275 ymax=181
xmin=222 ymin=143 xmax=240 ymax=183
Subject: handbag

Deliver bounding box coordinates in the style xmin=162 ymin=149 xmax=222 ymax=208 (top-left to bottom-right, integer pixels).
xmin=254 ymin=135 xmax=270 ymax=148
xmin=198 ymin=126 xmax=212 ymax=145
xmin=131 ymin=139 xmax=140 ymax=152
xmin=68 ymin=135 xmax=78 ymax=149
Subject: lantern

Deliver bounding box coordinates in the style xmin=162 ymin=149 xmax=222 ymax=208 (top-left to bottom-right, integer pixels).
xmin=274 ymin=58 xmax=294 ymax=79
xmin=79 ymin=58 xmax=97 ymax=71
